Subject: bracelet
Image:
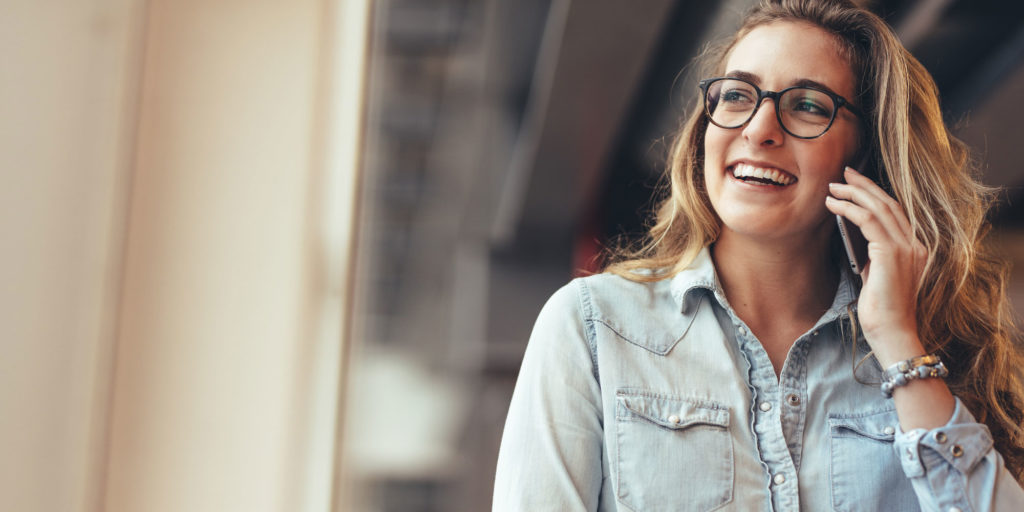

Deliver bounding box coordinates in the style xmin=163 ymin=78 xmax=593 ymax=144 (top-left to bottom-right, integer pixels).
xmin=880 ymin=354 xmax=948 ymax=398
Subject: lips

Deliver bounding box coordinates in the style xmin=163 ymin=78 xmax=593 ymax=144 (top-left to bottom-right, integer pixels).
xmin=730 ymin=163 xmax=796 ymax=186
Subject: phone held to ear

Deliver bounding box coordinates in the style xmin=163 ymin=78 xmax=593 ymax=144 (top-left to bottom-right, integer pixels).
xmin=836 ymin=156 xmax=873 ymax=275
xmin=837 ymin=213 xmax=868 ymax=274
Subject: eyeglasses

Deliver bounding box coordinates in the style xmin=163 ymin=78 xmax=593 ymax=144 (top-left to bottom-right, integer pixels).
xmin=699 ymin=77 xmax=863 ymax=139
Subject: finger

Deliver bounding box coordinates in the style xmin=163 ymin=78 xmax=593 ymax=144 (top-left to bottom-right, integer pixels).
xmin=825 ymin=195 xmax=896 ymax=246
xmin=843 ymin=167 xmax=914 ymax=238
xmin=842 ymin=167 xmax=912 ymax=237
xmin=827 ymin=183 xmax=904 ymax=243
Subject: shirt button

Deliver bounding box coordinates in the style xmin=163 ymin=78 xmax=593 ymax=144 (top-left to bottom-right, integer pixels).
xmin=786 ymin=394 xmax=800 ymax=406
xmin=951 ymin=445 xmax=964 ymax=458
xmin=935 ymin=431 xmax=948 ymax=443
xmin=668 ymin=414 xmax=680 ymax=425
xmin=949 ymin=508 xmax=962 ymax=512
xmin=812 ymin=330 xmax=819 ymax=336
xmin=773 ymin=473 xmax=786 ymax=485
xmin=883 ymin=426 xmax=896 ymax=435
xmin=759 ymin=401 xmax=772 ymax=412
xmin=738 ymin=326 xmax=748 ymax=336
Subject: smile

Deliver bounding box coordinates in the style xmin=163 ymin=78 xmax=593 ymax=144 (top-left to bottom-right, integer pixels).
xmin=730 ymin=163 xmax=796 ymax=186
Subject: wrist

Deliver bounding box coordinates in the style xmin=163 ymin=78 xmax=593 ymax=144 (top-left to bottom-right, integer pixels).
xmin=867 ymin=331 xmax=926 ymax=367
xmin=880 ymin=353 xmax=948 ymax=397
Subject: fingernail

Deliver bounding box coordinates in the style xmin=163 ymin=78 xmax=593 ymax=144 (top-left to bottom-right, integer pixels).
xmin=828 ymin=182 xmax=838 ymax=188
xmin=845 ymin=166 xmax=858 ymax=174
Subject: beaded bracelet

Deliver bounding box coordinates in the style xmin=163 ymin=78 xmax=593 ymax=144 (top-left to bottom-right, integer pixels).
xmin=880 ymin=354 xmax=948 ymax=398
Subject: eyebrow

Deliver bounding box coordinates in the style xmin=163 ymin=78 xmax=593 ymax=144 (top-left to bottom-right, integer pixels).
xmin=723 ymin=70 xmax=845 ymax=98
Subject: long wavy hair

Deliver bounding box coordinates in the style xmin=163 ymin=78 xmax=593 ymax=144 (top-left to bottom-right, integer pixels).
xmin=606 ymin=0 xmax=1024 ymax=480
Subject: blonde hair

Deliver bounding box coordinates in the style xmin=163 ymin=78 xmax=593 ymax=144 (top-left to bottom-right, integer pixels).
xmin=607 ymin=0 xmax=1024 ymax=480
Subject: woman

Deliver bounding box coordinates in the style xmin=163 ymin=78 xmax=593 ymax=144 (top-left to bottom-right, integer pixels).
xmin=493 ymin=0 xmax=1024 ymax=510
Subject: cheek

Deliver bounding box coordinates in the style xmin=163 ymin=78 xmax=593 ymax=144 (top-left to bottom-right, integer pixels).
xmin=819 ymin=127 xmax=861 ymax=171
xmin=703 ymin=128 xmax=728 ymax=168
xmin=802 ymin=141 xmax=852 ymax=179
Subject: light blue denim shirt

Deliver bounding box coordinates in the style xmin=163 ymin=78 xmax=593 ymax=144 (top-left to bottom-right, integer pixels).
xmin=493 ymin=248 xmax=1024 ymax=511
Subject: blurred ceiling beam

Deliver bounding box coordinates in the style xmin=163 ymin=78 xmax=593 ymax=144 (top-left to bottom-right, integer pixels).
xmin=490 ymin=0 xmax=679 ymax=247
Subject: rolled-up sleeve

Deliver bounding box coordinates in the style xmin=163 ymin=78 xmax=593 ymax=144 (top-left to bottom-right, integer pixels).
xmin=894 ymin=398 xmax=1024 ymax=511
xmin=492 ymin=281 xmax=604 ymax=511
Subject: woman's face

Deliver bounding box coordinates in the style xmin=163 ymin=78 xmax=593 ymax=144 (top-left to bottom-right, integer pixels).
xmin=703 ymin=21 xmax=861 ymax=246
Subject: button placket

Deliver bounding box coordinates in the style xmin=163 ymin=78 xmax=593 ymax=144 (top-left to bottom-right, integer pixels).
xmin=730 ymin=310 xmax=800 ymax=510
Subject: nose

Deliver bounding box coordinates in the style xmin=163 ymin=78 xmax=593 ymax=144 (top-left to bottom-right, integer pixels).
xmin=741 ymin=97 xmax=785 ymax=147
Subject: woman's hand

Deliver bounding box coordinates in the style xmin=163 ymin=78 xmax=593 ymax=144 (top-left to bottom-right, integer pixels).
xmin=825 ymin=166 xmax=929 ymax=366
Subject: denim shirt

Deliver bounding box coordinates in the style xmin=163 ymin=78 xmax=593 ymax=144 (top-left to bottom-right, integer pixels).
xmin=493 ymin=248 xmax=1024 ymax=511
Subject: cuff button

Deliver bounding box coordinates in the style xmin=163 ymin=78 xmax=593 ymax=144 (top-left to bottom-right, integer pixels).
xmin=951 ymin=444 xmax=964 ymax=458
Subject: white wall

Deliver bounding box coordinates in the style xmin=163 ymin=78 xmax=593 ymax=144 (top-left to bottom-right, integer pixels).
xmin=0 ymin=1 xmax=143 ymax=510
xmin=0 ymin=0 xmax=368 ymax=511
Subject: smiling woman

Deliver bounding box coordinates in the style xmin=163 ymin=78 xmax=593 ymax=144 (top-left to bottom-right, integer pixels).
xmin=493 ymin=1 xmax=1024 ymax=511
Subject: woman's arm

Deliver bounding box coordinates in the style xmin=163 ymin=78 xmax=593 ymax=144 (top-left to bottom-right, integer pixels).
xmin=827 ymin=166 xmax=1024 ymax=511
xmin=493 ymin=282 xmax=604 ymax=512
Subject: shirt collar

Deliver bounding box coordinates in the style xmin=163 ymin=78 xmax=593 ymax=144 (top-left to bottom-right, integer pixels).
xmin=669 ymin=247 xmax=722 ymax=315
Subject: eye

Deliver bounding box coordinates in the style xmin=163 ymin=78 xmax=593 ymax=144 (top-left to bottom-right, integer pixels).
xmin=792 ymin=99 xmax=828 ymax=115
xmin=721 ymin=88 xmax=754 ymax=104
xmin=717 ymin=80 xmax=757 ymax=110
xmin=783 ymin=89 xmax=834 ymax=119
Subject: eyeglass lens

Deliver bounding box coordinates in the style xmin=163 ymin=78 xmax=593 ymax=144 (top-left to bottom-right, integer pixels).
xmin=705 ymin=78 xmax=836 ymax=138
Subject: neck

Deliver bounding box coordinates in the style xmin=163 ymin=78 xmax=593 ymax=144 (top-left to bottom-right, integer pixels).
xmin=711 ymin=229 xmax=839 ymax=327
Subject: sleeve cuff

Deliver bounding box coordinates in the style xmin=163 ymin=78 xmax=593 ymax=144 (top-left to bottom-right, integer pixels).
xmin=893 ymin=398 xmax=994 ymax=478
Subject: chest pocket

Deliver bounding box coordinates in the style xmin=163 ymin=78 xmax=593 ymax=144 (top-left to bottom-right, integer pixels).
xmin=615 ymin=390 xmax=733 ymax=512
xmin=829 ymin=409 xmax=920 ymax=512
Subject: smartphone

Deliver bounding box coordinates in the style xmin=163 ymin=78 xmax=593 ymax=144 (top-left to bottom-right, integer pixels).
xmin=836 ymin=212 xmax=868 ymax=274
xmin=835 ymin=155 xmax=874 ymax=275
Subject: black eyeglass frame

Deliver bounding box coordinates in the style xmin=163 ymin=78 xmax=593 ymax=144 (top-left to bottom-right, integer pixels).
xmin=699 ymin=77 xmax=864 ymax=139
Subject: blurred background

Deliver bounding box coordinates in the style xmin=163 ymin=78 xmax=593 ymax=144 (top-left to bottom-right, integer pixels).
xmin=3 ymin=0 xmax=1023 ymax=511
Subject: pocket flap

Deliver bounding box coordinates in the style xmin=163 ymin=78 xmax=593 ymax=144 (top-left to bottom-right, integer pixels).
xmin=829 ymin=408 xmax=899 ymax=441
xmin=616 ymin=391 xmax=729 ymax=430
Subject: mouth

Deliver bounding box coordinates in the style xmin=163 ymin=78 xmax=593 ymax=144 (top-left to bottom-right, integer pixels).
xmin=729 ymin=163 xmax=796 ymax=187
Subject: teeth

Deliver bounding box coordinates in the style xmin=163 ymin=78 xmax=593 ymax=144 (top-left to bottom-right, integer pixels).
xmin=731 ymin=163 xmax=793 ymax=185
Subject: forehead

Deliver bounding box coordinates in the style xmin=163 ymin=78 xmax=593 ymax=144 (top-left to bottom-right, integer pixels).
xmin=725 ymin=21 xmax=855 ymax=99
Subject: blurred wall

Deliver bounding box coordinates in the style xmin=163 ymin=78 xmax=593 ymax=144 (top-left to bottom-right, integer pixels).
xmin=1 ymin=1 xmax=368 ymax=511
xmin=0 ymin=1 xmax=143 ymax=510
